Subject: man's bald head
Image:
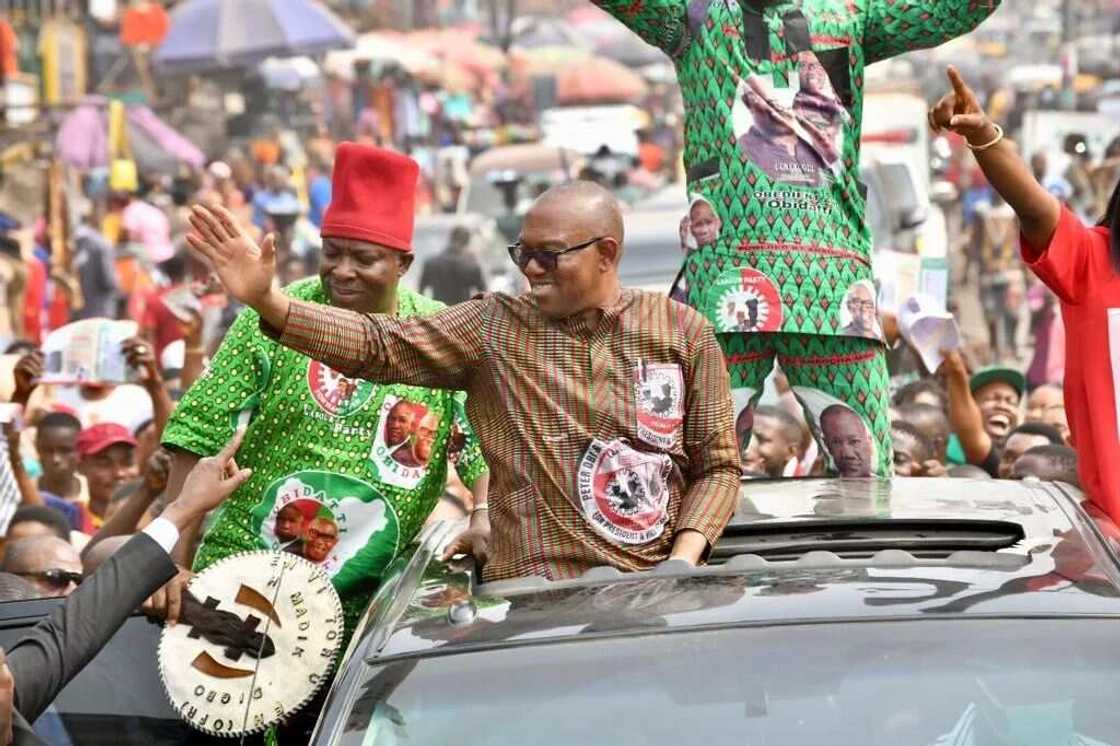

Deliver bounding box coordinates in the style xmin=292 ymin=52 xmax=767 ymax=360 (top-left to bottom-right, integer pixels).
xmin=81 ymin=535 xmax=132 ymax=576
xmin=517 ymin=181 xmax=627 ymax=319
xmin=2 ymin=536 xmax=82 ymax=597
xmin=527 ymin=181 xmax=625 ymax=245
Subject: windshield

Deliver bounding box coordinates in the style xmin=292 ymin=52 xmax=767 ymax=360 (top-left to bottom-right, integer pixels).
xmin=330 ymin=620 xmax=1120 ymax=745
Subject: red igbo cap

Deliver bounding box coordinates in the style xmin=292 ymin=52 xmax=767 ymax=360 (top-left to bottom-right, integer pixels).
xmin=77 ymin=423 xmax=138 ymax=457
xmin=321 ymin=143 xmax=419 ymax=253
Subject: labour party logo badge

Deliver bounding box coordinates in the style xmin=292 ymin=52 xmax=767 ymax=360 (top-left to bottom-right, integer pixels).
xmin=711 ymin=268 xmax=783 ymax=334
xmin=307 ymin=360 xmax=375 ymax=417
xmin=159 ymin=550 xmax=344 ymax=738
xmin=635 ymin=363 xmax=684 ymax=450
xmin=577 ymin=439 xmax=673 ymax=546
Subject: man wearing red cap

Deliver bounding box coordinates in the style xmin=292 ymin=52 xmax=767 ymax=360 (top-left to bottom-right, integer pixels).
xmin=76 ymin=424 xmax=139 ymax=534
xmin=165 ymin=144 xmax=488 ymax=647
xmin=189 ymin=179 xmax=739 ymax=584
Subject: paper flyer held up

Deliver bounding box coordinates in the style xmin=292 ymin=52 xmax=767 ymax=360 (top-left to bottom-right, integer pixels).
xmin=39 ymin=318 xmax=140 ymax=385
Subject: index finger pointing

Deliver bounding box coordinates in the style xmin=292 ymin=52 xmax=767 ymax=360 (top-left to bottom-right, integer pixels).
xmin=217 ymin=427 xmax=247 ymax=463
xmin=947 ymin=66 xmax=971 ymax=99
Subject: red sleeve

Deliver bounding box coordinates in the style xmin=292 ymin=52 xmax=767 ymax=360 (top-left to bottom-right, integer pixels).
xmin=1020 ymin=207 xmax=1098 ymax=306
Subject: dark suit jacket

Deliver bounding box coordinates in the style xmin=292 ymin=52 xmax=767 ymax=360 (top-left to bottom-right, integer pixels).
xmin=6 ymin=533 xmax=176 ymax=745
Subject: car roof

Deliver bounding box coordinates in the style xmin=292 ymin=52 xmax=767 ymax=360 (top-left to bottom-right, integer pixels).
xmin=356 ymin=478 xmax=1120 ymax=664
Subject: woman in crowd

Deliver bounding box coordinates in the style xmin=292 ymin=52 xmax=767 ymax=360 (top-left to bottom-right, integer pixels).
xmin=929 ymin=67 xmax=1120 ymax=517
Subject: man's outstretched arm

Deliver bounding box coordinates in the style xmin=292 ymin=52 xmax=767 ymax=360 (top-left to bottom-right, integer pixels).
xmin=186 ymin=204 xmax=485 ymax=391
xmin=864 ymin=0 xmax=1001 ymax=65
xmin=590 ymin=0 xmax=690 ymax=57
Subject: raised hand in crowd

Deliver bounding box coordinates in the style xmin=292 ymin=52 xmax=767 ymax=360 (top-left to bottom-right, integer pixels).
xmin=122 ymin=337 xmax=173 ymax=450
xmin=186 ymin=205 xmax=287 ymax=327
xmin=929 ymin=66 xmax=1060 ymax=249
xmin=140 ymin=430 xmax=251 ymax=625
xmin=3 ymin=416 xmax=42 ymax=510
xmin=10 ymin=351 xmax=42 ymax=408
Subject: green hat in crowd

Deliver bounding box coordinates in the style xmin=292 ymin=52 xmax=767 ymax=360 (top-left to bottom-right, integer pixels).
xmin=969 ymin=367 xmax=1027 ymax=398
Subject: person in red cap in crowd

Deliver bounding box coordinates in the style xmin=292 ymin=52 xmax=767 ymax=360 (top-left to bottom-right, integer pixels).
xmin=150 ymin=144 xmax=490 ymax=744
xmin=76 ymin=424 xmax=139 ymax=535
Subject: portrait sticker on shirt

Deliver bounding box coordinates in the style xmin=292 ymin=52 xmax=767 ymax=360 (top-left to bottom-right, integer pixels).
xmin=707 ymin=268 xmax=783 ymax=334
xmin=635 ymin=363 xmax=685 ymax=450
xmin=369 ymin=395 xmax=442 ymax=490
xmin=577 ymin=439 xmax=673 ymax=546
xmin=793 ymin=387 xmax=877 ymax=478
xmin=307 ymin=360 xmax=375 ymax=417
xmin=732 ymin=51 xmax=850 ymax=188
xmin=838 ymin=280 xmax=884 ymax=341
xmin=249 ymin=470 xmax=400 ymax=578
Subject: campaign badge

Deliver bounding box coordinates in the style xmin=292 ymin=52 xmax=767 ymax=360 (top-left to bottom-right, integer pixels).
xmin=249 ymin=471 xmax=400 ymax=586
xmin=635 ymin=363 xmax=684 ymax=450
xmin=159 ymin=551 xmax=344 ymax=738
xmin=709 ymin=268 xmax=784 ymax=334
xmin=577 ymin=439 xmax=673 ymax=546
xmin=369 ymin=395 xmax=442 ymax=490
xmin=307 ymin=360 xmax=375 ymax=417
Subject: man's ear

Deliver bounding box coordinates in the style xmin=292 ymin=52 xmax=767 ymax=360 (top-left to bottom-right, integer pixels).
xmin=398 ymin=253 xmax=415 ymax=275
xmin=597 ymin=237 xmax=622 ymax=270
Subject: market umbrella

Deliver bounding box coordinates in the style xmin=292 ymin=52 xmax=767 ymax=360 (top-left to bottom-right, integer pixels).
xmin=55 ymin=97 xmax=205 ymax=174
xmin=555 ymin=56 xmax=649 ymax=105
xmin=153 ymin=0 xmax=355 ymax=74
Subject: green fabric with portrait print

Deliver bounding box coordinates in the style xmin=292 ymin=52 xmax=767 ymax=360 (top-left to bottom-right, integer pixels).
xmin=725 ymin=332 xmax=893 ymax=477
xmin=162 ymin=278 xmax=487 ymax=632
xmin=593 ymin=0 xmax=999 ymax=337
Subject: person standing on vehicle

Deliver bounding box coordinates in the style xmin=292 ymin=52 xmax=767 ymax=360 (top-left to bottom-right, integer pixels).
xmin=588 ymin=0 xmax=1001 ymax=478
xmin=929 ymin=66 xmax=1120 ymax=521
xmin=419 ymin=225 xmax=487 ymax=305
xmin=161 ymin=144 xmax=489 ymax=635
xmin=186 ymin=181 xmax=740 ymax=581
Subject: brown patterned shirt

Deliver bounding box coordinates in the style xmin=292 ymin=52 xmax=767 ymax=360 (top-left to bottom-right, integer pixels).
xmin=265 ymin=289 xmax=739 ymax=581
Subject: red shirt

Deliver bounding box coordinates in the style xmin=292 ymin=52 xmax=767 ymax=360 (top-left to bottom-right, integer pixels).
xmin=1022 ymin=208 xmax=1120 ymax=517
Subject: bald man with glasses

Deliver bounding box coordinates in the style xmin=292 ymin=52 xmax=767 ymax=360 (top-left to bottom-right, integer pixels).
xmin=188 ymin=181 xmax=740 ymax=582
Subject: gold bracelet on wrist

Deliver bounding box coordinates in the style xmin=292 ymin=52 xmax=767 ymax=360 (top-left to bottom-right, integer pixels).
xmin=968 ymin=123 xmax=1005 ymax=153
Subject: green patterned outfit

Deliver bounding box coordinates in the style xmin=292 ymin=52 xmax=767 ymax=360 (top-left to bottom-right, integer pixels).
xmin=162 ymin=279 xmax=487 ymax=633
xmin=595 ymin=0 xmax=999 ymax=476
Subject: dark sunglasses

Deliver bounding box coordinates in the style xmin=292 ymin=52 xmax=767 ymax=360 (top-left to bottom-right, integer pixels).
xmin=507 ymin=236 xmax=607 ymax=272
xmin=18 ymin=569 xmax=83 ymax=589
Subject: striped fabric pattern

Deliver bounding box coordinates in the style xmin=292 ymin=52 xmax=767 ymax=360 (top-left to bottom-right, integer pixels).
xmin=272 ymin=289 xmax=740 ymax=581
xmin=0 ymin=439 xmax=21 ymax=535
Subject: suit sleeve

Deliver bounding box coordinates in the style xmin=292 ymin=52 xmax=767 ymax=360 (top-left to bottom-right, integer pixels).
xmin=1020 ymin=207 xmax=1096 ymax=306
xmin=863 ymin=0 xmax=1001 ymax=65
xmin=590 ymin=0 xmax=690 ymax=57
xmin=7 ymin=534 xmax=176 ymax=722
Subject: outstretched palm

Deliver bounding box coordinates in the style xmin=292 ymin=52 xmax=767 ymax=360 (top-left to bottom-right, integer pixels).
xmin=186 ymin=205 xmax=277 ymax=309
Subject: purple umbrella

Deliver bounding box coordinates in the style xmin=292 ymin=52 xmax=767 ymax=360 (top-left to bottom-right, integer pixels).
xmin=153 ymin=0 xmax=354 ymax=74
